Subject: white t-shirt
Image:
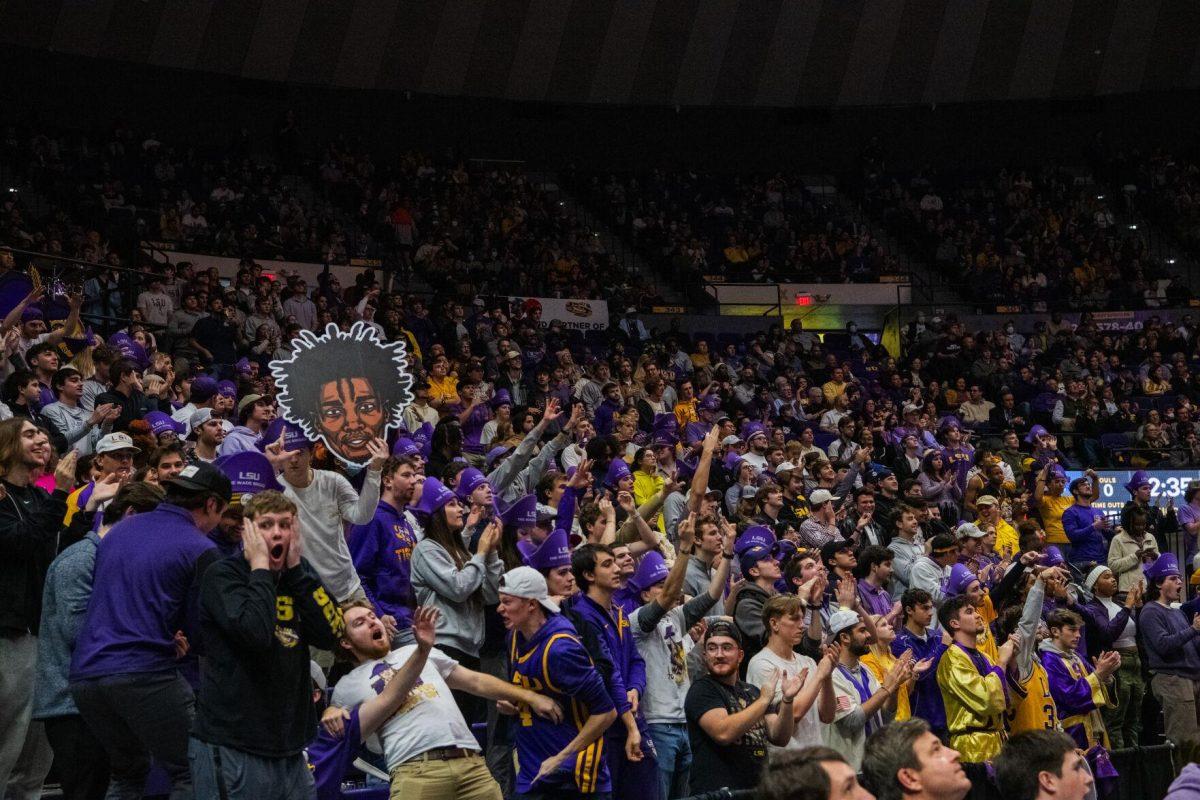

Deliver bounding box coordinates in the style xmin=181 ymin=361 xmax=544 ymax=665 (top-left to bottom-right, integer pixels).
xmin=746 ymin=648 xmax=823 ymax=750
xmin=630 ymin=603 xmax=697 ymax=725
xmin=331 ymin=646 xmax=477 ymax=768
xmin=741 ymin=451 xmax=768 ymax=474
xmin=824 ymin=662 xmax=881 ymax=770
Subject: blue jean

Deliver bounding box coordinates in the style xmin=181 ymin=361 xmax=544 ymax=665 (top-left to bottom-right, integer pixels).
xmin=647 ymin=723 xmax=691 ymax=800
xmin=188 ymin=737 xmax=316 ymax=800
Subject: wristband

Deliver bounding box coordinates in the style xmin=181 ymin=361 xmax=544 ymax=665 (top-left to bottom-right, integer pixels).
xmin=722 ymin=552 xmax=735 ymax=559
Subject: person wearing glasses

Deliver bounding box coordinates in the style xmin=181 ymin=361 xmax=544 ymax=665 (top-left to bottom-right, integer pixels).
xmin=683 ymin=619 xmax=804 ymax=794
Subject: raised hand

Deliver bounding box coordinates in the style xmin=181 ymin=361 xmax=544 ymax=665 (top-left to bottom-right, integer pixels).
xmin=568 ymin=459 xmax=593 ymax=490
xmin=286 ymin=527 xmax=303 ymax=569
xmin=759 ymin=667 xmax=782 ymax=701
xmin=836 ymin=574 xmax=858 ymax=610
xmin=616 ymin=490 xmax=636 ymax=513
xmin=411 ymin=606 xmax=439 ymax=651
xmin=678 ymin=512 xmax=697 ymax=553
xmin=366 ymin=437 xmax=389 ymax=470
xmin=541 ymin=397 xmax=562 ymax=426
xmin=821 ymin=643 xmax=842 ymax=674
xmin=809 ymin=573 xmax=829 ymax=605
xmin=264 ymin=431 xmax=298 ymax=470
xmin=1094 ymin=650 xmax=1121 ymax=681
xmin=242 ymin=518 xmax=269 ymax=570
xmin=703 ymin=424 xmax=721 ymax=452
xmin=465 ymin=504 xmax=485 ymax=530
xmin=85 ymin=471 xmax=123 ymax=510
xmin=564 ymin=401 xmax=584 ymax=432
xmin=54 ymin=449 xmax=78 ymax=493
xmin=688 ymin=619 xmax=707 ymax=644
xmin=998 ymin=632 xmax=1022 ymax=669
xmin=782 ymin=669 xmax=809 ymax=702
xmin=883 ymin=651 xmax=912 ymax=693
xmin=477 ymin=518 xmax=502 ymax=554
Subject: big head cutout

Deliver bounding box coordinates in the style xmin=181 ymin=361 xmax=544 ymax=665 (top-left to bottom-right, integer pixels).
xmin=270 ymin=322 xmax=414 ymax=467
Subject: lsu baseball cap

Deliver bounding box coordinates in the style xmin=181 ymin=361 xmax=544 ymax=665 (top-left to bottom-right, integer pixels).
xmin=96 ymin=432 xmax=141 ymax=455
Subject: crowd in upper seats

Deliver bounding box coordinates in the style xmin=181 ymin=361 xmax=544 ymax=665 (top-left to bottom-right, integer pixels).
xmin=5 ymin=118 xmax=1200 ymax=800
xmin=0 ymin=119 xmax=661 ymax=307
xmin=858 ymin=158 xmax=1183 ymax=311
xmin=568 ymin=167 xmax=902 ymax=293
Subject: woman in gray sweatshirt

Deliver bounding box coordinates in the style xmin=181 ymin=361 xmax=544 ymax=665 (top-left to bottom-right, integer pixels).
xmin=410 ymin=478 xmax=503 ymax=724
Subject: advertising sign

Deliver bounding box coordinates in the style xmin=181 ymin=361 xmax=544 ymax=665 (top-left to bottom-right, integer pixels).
xmin=509 ymin=296 xmax=609 ymax=331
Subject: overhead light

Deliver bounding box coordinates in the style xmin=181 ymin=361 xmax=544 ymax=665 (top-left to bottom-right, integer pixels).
xmin=1128 ymin=224 xmax=1138 ymax=230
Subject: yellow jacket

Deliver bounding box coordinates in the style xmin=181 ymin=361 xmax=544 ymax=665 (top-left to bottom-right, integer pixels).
xmin=937 ymin=642 xmax=1006 ymax=762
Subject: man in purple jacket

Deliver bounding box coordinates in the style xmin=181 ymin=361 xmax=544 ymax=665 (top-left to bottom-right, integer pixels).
xmin=568 ymin=543 xmax=660 ymax=800
xmin=69 ymin=462 xmax=231 ymax=800
xmin=348 ymin=455 xmax=422 ymax=646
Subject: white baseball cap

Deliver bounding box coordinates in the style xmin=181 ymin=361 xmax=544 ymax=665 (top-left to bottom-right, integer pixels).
xmin=809 ymin=489 xmax=840 ymax=506
xmin=721 ymin=435 xmax=742 ymax=446
xmin=96 ymin=432 xmax=140 ymax=455
xmin=956 ymin=522 xmax=987 ymax=540
xmin=499 ymin=566 xmax=560 ymax=614
xmin=828 ymin=608 xmax=861 ymax=639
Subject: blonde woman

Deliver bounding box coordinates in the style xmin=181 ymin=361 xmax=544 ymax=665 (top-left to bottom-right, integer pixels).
xmin=860 ymin=614 xmax=914 ymax=721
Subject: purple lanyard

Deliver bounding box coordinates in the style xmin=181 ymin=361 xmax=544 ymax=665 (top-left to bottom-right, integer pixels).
xmin=838 ymin=664 xmax=882 ymax=735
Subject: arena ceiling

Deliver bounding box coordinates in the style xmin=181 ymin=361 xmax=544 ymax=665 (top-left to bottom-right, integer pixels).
xmin=3 ymin=0 xmax=1197 ymax=108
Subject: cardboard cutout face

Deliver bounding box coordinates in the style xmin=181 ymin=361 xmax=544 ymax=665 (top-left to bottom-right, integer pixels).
xmin=269 ymin=322 xmax=414 ymax=467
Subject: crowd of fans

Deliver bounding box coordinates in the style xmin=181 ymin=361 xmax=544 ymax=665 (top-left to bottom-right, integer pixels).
xmin=857 ymin=158 xmax=1187 ymax=312
xmin=1118 ymin=144 xmax=1200 ymax=263
xmin=5 ymin=119 xmax=1200 ymax=800
xmin=0 ymin=120 xmax=659 ymax=309
xmin=0 ymin=232 xmax=1197 ymax=800
xmin=567 ymin=167 xmax=904 ymax=300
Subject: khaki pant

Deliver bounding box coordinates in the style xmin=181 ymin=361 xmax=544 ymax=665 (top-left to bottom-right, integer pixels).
xmin=1151 ymin=673 xmax=1200 ymax=768
xmin=389 ymin=754 xmax=502 ymax=800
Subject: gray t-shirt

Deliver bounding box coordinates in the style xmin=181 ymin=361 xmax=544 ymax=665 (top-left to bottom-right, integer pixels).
xmin=682 ymin=556 xmax=724 ymax=616
xmin=630 ymin=593 xmax=717 ymax=725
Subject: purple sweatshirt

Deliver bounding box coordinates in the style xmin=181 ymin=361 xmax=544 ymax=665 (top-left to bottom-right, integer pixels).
xmin=70 ymin=503 xmax=217 ymax=680
xmin=448 ymin=401 xmax=492 ymax=455
xmin=348 ymin=500 xmax=420 ymax=630
xmin=1061 ymin=504 xmax=1107 ymax=564
xmin=569 ymin=592 xmax=647 ymax=716
xmin=1140 ymin=601 xmax=1200 ymax=679
xmin=1166 ymin=764 xmax=1200 ymax=800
